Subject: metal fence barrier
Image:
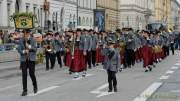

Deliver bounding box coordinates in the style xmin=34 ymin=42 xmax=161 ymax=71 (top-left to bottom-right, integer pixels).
xmin=0 ymin=43 xmax=44 ymax=63
xmin=0 ymin=43 xmax=17 ymax=52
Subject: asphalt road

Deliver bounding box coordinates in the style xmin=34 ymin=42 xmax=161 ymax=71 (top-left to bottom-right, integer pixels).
xmin=0 ymin=51 xmax=180 ymax=101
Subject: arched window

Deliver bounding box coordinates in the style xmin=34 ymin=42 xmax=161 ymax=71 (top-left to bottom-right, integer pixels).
xmin=82 ymin=17 xmax=85 ymax=26
xmin=136 ymin=16 xmax=139 ymax=29
xmin=90 ymin=18 xmax=92 ymax=26
xmin=78 ymin=17 xmax=81 ymax=26
xmin=69 ymin=14 xmax=72 ymax=22
xmin=73 ymin=14 xmax=75 ymax=22
xmin=86 ymin=17 xmax=89 ymax=26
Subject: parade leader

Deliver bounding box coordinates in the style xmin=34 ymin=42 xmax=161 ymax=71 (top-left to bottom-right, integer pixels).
xmin=17 ymin=29 xmax=38 ymax=96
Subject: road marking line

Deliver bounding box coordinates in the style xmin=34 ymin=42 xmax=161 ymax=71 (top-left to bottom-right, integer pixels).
xmin=166 ymin=70 xmax=174 ymax=74
xmin=174 ymin=63 xmax=180 ymax=66
xmin=90 ymin=83 xmax=108 ymax=94
xmin=177 ymin=61 xmax=180 ymax=63
xmin=90 ymin=83 xmax=115 ymax=98
xmin=0 ymin=84 xmax=19 ymax=92
xmin=72 ymin=74 xmax=94 ymax=81
xmin=96 ymin=92 xmax=114 ymax=98
xmin=28 ymin=86 xmax=59 ymax=96
xmin=159 ymin=75 xmax=169 ymax=80
xmin=133 ymin=82 xmax=163 ymax=101
xmin=96 ymin=83 xmax=109 ymax=91
xmin=96 ymin=68 xmax=106 ymax=71
xmin=171 ymin=66 xmax=179 ymax=70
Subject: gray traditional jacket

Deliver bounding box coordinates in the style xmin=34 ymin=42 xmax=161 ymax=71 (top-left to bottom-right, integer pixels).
xmin=101 ymin=48 xmax=120 ymax=72
xmin=17 ymin=37 xmax=37 ymax=62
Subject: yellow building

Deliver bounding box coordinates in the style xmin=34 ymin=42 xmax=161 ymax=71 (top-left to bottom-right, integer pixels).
xmin=97 ymin=0 xmax=119 ymax=31
xmin=154 ymin=0 xmax=172 ymax=27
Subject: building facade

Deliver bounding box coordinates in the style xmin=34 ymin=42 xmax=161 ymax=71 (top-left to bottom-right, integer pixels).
xmin=154 ymin=0 xmax=171 ymax=25
xmin=0 ymin=0 xmax=96 ymax=33
xmin=77 ymin=0 xmax=96 ymax=29
xmin=119 ymin=0 xmax=154 ymax=30
xmin=97 ymin=0 xmax=119 ymax=31
xmin=0 ymin=0 xmax=16 ymax=33
xmin=170 ymin=0 xmax=180 ymax=31
xmin=0 ymin=0 xmax=45 ymax=33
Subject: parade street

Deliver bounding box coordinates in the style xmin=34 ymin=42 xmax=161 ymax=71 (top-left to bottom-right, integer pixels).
xmin=0 ymin=51 xmax=179 ymax=101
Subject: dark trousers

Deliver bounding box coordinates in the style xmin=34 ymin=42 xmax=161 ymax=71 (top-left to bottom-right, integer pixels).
xmin=21 ymin=61 xmax=37 ymax=92
xmin=170 ymin=43 xmax=175 ymax=55
xmin=125 ymin=49 xmax=134 ymax=67
xmin=107 ymin=70 xmax=117 ymax=90
xmin=56 ymin=51 xmax=62 ymax=67
xmin=163 ymin=46 xmax=169 ymax=57
xmin=45 ymin=52 xmax=55 ymax=70
xmin=91 ymin=50 xmax=96 ymax=66
xmin=85 ymin=51 xmax=92 ymax=68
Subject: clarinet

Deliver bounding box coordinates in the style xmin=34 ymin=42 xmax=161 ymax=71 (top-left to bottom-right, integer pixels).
xmin=23 ymin=38 xmax=30 ymax=61
xmin=72 ymin=33 xmax=75 ymax=59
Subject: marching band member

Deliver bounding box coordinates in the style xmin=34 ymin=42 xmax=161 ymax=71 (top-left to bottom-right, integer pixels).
xmin=17 ymin=29 xmax=38 ymax=96
xmin=162 ymin=30 xmax=170 ymax=57
xmin=69 ymin=30 xmax=82 ymax=78
xmin=169 ymin=29 xmax=175 ymax=55
xmin=124 ymin=29 xmax=135 ymax=68
xmin=101 ymin=37 xmax=120 ymax=92
xmin=90 ymin=29 xmax=98 ymax=67
xmin=141 ymin=31 xmax=153 ymax=72
xmin=96 ymin=32 xmax=104 ymax=64
xmin=134 ymin=31 xmax=142 ymax=63
xmin=64 ymin=30 xmax=74 ymax=74
xmin=118 ymin=31 xmax=126 ymax=70
xmin=81 ymin=29 xmax=92 ymax=76
xmin=43 ymin=32 xmax=55 ymax=70
xmin=54 ymin=32 xmax=64 ymax=68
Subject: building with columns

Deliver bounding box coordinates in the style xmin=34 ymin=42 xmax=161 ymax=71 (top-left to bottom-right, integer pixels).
xmin=0 ymin=0 xmax=96 ymax=33
xmin=77 ymin=0 xmax=96 ymax=29
xmin=0 ymin=0 xmax=45 ymax=33
xmin=154 ymin=0 xmax=173 ymax=30
xmin=0 ymin=0 xmax=16 ymax=33
xmin=119 ymin=0 xmax=154 ymax=30
xmin=170 ymin=0 xmax=180 ymax=31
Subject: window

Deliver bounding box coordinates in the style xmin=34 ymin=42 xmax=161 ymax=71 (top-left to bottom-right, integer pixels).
xmin=86 ymin=17 xmax=89 ymax=26
xmin=90 ymin=18 xmax=92 ymax=26
xmin=33 ymin=6 xmax=36 ymax=15
xmin=70 ymin=14 xmax=72 ymax=22
xmin=7 ymin=3 xmax=11 ymax=26
xmin=82 ymin=17 xmax=85 ymax=26
xmin=40 ymin=7 xmax=43 ymax=27
xmin=26 ymin=5 xmax=29 ymax=12
xmin=78 ymin=17 xmax=81 ymax=26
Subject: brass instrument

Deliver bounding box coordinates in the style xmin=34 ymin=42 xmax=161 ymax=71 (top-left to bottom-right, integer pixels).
xmin=23 ymin=38 xmax=30 ymax=60
xmin=44 ymin=40 xmax=53 ymax=53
